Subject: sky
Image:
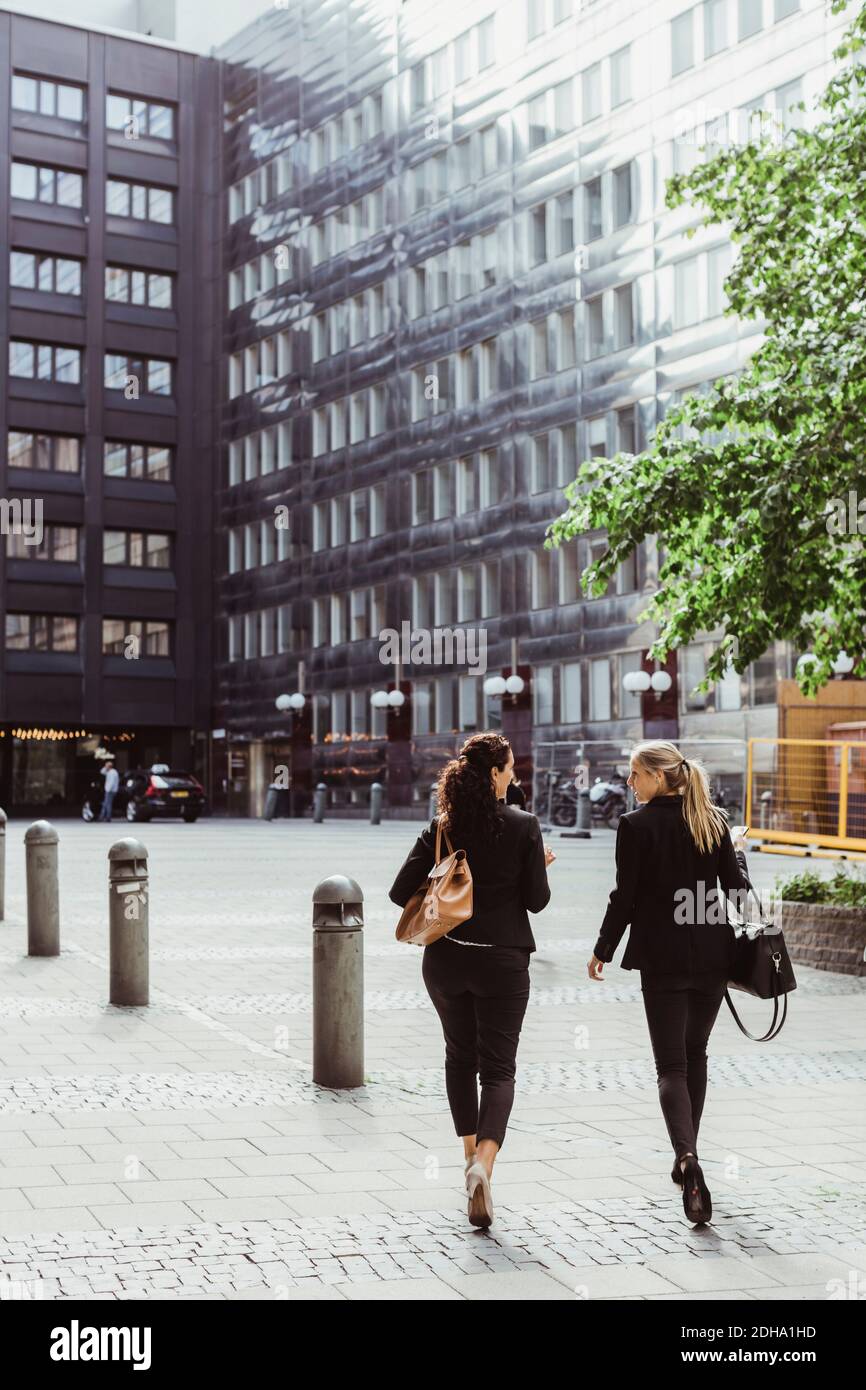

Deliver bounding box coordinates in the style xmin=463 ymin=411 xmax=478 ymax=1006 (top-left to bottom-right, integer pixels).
xmin=0 ymin=0 xmax=275 ymax=52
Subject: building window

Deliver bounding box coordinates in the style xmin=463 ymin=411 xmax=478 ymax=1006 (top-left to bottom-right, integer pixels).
xmin=704 ymin=0 xmax=728 ymax=56
xmin=103 ymin=441 xmax=172 ymax=482
xmin=586 ymin=295 xmax=604 ymax=358
xmin=102 ymin=530 xmax=171 ymax=569
xmin=775 ymin=0 xmax=799 ymax=18
xmin=616 ymin=407 xmax=637 ymax=454
xmin=739 ymin=0 xmax=763 ymax=41
xmin=531 ymin=549 xmax=553 ymax=609
xmin=10 ymin=161 xmax=82 ymax=207
xmin=610 ymin=45 xmax=631 ymax=108
xmin=9 ymin=340 xmax=81 ymax=384
xmin=681 ymin=643 xmax=709 ymax=711
xmin=672 ymin=8 xmax=696 ymax=76
xmin=533 ymin=666 xmax=554 ymax=725
xmin=556 ymin=192 xmax=575 ymax=254
xmin=585 ymin=177 xmax=603 ymax=241
xmin=561 ymin=661 xmax=581 ymax=722
xmin=105 ymin=266 xmax=173 ymax=308
xmin=674 ymin=256 xmax=701 ymax=329
xmin=102 ymin=618 xmax=171 ymax=657
xmin=614 ymin=285 xmax=634 ymax=349
xmin=106 ymin=93 xmax=175 ymax=141
xmin=530 ymin=204 xmax=548 ymax=265
xmin=106 ymin=178 xmax=173 ymax=224
xmin=6 ymin=614 xmax=78 ymax=652
xmin=7 ymin=431 xmax=80 ymax=473
xmin=582 ymin=63 xmax=602 ymax=122
xmin=104 ymin=354 xmax=173 ymax=396
xmin=7 ymin=524 xmax=78 ymax=562
xmin=10 ymin=251 xmax=82 ymax=296
xmin=613 ymin=163 xmax=633 ymax=228
xmin=12 ymin=73 xmax=85 ymax=121
xmin=589 ymin=657 xmax=612 ymax=721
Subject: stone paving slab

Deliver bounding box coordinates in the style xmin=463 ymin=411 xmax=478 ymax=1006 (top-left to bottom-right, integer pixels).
xmin=0 ymin=820 xmax=863 ymax=1300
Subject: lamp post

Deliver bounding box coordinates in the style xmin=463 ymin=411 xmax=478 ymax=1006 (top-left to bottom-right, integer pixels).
xmin=371 ymin=661 xmax=411 ymax=811
xmin=275 ymin=660 xmax=312 ymax=817
xmin=624 ymin=654 xmax=678 ymax=739
xmin=483 ymin=639 xmax=532 ymax=802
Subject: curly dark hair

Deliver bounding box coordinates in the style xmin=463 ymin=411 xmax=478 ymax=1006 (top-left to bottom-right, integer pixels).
xmin=436 ymin=732 xmax=512 ymax=844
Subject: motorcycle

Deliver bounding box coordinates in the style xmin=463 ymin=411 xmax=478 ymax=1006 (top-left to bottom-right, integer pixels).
xmin=549 ymin=770 xmax=629 ymax=829
xmin=588 ymin=773 xmax=629 ymax=829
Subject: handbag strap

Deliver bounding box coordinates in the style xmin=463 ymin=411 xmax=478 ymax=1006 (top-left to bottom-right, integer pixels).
xmin=434 ymin=817 xmax=456 ymax=863
xmin=724 ymin=970 xmax=789 ymax=1042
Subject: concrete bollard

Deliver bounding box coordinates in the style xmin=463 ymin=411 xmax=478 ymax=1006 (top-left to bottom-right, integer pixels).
xmin=0 ymin=807 xmax=6 ymax=921
xmin=313 ymin=782 xmax=327 ymax=823
xmin=312 ymin=875 xmax=364 ymax=1088
xmin=370 ymin=782 xmax=383 ymax=825
xmin=25 ymin=820 xmax=59 ymax=956
xmin=561 ymin=789 xmax=591 ymax=840
xmin=427 ymin=782 xmax=438 ymax=821
xmin=109 ymin=838 xmax=149 ymax=1006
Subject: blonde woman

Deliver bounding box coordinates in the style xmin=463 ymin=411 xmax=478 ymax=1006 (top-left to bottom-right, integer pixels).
xmin=588 ymin=740 xmax=750 ymax=1226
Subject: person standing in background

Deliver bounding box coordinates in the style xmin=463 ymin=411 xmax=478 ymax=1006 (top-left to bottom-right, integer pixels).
xmin=99 ymin=759 xmax=120 ymax=822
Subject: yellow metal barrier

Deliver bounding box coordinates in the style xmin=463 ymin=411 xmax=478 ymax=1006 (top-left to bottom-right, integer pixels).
xmin=746 ymin=737 xmax=866 ymax=855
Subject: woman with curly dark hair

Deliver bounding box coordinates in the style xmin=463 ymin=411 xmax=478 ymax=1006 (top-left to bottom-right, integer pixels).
xmin=389 ymin=732 xmax=554 ymax=1229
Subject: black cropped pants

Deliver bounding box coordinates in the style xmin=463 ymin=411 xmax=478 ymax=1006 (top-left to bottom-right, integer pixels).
xmin=422 ymin=935 xmax=531 ymax=1149
xmin=640 ymin=968 xmax=728 ymax=1163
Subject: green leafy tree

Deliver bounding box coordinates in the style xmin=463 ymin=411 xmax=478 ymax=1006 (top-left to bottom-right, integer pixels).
xmin=547 ymin=0 xmax=866 ymax=696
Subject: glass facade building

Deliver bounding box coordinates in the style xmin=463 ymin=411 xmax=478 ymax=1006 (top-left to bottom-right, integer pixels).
xmin=213 ymin=0 xmax=834 ymax=814
xmin=0 ymin=0 xmax=848 ymax=816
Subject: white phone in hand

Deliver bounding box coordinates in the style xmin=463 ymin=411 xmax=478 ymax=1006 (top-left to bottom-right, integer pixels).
xmin=729 ymin=824 xmax=749 ymax=841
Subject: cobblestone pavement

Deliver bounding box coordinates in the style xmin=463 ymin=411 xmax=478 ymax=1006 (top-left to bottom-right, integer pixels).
xmin=0 ymin=819 xmax=864 ymax=1302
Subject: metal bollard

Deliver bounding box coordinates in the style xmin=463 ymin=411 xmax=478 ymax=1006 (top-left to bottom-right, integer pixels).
xmin=760 ymin=790 xmax=773 ymax=830
xmin=370 ymin=782 xmax=383 ymax=825
xmin=427 ymin=782 xmax=438 ymax=821
xmin=561 ymin=789 xmax=591 ymax=840
xmin=0 ymin=807 xmax=6 ymax=921
xmin=108 ymin=838 xmax=149 ymax=1006
xmin=312 ymin=875 xmax=364 ymax=1088
xmin=25 ymin=820 xmax=59 ymax=956
xmin=313 ymin=783 xmax=327 ymax=823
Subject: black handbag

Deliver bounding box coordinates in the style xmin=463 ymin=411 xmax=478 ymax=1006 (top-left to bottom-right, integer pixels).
xmin=724 ymin=884 xmax=796 ymax=1041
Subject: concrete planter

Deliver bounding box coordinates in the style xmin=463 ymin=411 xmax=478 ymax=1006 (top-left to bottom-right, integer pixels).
xmin=779 ymin=900 xmax=866 ymax=976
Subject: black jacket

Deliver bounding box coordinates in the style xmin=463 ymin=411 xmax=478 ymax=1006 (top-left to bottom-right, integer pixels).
xmin=388 ymin=804 xmax=550 ymax=951
xmin=506 ymin=782 xmax=527 ymax=810
xmin=593 ymin=795 xmax=751 ymax=973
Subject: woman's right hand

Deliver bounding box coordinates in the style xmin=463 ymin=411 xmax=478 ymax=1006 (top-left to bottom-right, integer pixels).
xmin=544 ymin=844 xmax=556 ymax=866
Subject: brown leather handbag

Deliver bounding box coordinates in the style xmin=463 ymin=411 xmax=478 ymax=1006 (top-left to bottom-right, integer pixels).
xmin=395 ymin=819 xmax=473 ymax=945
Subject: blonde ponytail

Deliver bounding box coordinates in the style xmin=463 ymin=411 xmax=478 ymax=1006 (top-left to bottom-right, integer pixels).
xmin=631 ymin=740 xmax=728 ymax=855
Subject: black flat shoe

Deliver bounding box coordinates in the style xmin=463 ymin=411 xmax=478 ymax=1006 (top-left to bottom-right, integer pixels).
xmin=681 ymin=1154 xmax=712 ymax=1225
xmin=671 ymin=1159 xmax=684 ymax=1186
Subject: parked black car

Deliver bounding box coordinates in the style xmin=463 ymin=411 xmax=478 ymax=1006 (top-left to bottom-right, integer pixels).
xmin=124 ymin=767 xmax=206 ymax=822
xmin=83 ymin=766 xmax=206 ymax=823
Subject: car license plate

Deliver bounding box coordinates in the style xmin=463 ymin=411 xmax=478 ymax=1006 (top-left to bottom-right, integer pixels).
xmin=171 ymin=790 xmax=189 ymax=798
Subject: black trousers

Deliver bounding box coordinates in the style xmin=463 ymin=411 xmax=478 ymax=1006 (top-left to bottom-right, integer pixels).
xmin=640 ymin=967 xmax=728 ymax=1163
xmin=422 ymin=936 xmax=531 ymax=1149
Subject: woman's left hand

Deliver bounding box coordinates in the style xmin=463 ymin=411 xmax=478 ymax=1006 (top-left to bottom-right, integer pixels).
xmin=587 ymin=955 xmax=604 ymax=980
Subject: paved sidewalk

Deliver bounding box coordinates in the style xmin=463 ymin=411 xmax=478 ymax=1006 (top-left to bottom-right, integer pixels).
xmin=0 ymin=819 xmax=864 ymax=1301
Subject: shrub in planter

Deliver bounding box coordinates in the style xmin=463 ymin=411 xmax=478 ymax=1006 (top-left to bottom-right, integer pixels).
xmin=774 ymin=868 xmax=866 ymax=975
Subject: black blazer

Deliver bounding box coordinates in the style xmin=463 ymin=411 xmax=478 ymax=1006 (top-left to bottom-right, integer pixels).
xmin=506 ymin=781 xmax=527 ymax=810
xmin=388 ymin=804 xmax=550 ymax=951
xmin=593 ymin=795 xmax=751 ymax=973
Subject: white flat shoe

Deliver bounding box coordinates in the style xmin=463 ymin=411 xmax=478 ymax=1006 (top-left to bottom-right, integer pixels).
xmin=466 ymin=1161 xmax=494 ymax=1229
